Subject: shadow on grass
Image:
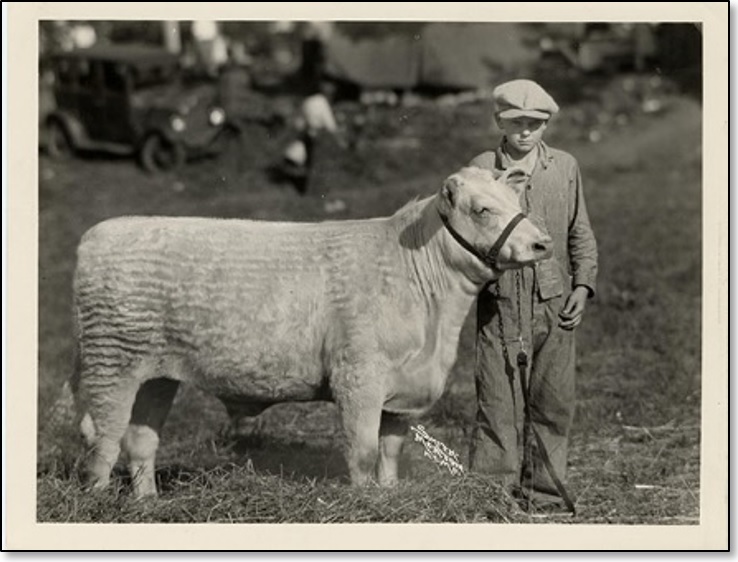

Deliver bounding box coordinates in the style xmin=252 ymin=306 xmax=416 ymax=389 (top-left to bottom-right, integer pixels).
xmin=229 ymin=433 xmax=350 ymax=483
xmin=91 ymin=436 xmax=351 ymax=494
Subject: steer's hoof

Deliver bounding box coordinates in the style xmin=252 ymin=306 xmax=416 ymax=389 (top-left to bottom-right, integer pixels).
xmin=131 ymin=486 xmax=159 ymax=500
xmin=222 ymin=417 xmax=264 ymax=445
xmin=378 ymin=478 xmax=399 ymax=487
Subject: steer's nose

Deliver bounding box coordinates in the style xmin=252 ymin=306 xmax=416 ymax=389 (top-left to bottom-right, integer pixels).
xmin=533 ymin=235 xmax=553 ymax=257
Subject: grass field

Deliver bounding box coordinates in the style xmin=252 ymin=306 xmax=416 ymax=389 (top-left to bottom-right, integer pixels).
xmin=36 ymin=76 xmax=702 ymax=524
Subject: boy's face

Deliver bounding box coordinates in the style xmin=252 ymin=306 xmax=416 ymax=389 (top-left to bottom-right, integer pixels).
xmin=496 ymin=116 xmax=548 ymax=156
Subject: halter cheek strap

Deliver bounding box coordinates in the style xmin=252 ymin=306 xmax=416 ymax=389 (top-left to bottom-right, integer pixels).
xmin=486 ymin=212 xmax=527 ymax=264
xmin=438 ymin=210 xmax=527 ymax=270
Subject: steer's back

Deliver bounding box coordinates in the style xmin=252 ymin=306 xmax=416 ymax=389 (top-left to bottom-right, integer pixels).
xmin=75 ymin=216 xmax=398 ymax=401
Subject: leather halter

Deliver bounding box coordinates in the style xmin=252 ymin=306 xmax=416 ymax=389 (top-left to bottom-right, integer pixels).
xmin=438 ymin=209 xmax=527 ymax=270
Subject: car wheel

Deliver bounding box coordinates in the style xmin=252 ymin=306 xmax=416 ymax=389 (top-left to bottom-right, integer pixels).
xmin=218 ymin=123 xmax=242 ymax=150
xmin=140 ymin=134 xmax=185 ymax=173
xmin=46 ymin=120 xmax=73 ymax=159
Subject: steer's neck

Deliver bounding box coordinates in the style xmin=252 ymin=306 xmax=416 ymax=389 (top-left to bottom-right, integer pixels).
xmin=397 ymin=198 xmax=493 ymax=307
xmin=390 ymin=198 xmax=501 ymax=379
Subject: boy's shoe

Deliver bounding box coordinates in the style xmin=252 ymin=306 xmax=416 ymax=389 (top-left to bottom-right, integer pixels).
xmin=512 ymin=486 xmax=575 ymax=517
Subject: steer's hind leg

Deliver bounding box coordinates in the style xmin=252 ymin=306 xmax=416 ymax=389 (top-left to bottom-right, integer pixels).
xmin=378 ymin=412 xmax=409 ymax=486
xmin=122 ymin=378 xmax=180 ymax=498
xmin=82 ymin=374 xmax=142 ymax=491
xmin=221 ymin=400 xmax=268 ymax=441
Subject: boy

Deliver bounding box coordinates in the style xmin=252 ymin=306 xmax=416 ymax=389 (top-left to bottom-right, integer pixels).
xmin=468 ymin=79 xmax=598 ymax=512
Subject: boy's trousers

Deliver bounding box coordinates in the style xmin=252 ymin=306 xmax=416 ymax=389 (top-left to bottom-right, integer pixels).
xmin=470 ymin=266 xmax=576 ymax=501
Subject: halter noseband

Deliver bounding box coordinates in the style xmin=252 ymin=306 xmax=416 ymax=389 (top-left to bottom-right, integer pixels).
xmin=438 ymin=209 xmax=527 ymax=270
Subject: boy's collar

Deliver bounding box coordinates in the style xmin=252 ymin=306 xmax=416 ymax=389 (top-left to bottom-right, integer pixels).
xmin=496 ymin=139 xmax=553 ymax=170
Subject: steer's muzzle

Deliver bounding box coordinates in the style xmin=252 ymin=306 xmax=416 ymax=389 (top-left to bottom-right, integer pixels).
xmin=533 ymin=234 xmax=553 ymax=258
xmin=502 ymin=226 xmax=553 ymax=268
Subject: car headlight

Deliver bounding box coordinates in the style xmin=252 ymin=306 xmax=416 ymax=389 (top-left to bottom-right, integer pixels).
xmin=209 ymin=107 xmax=226 ymax=127
xmin=170 ymin=115 xmax=186 ymax=133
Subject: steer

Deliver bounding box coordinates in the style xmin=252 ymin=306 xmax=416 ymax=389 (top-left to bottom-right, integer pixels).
xmin=72 ymin=166 xmax=552 ymax=497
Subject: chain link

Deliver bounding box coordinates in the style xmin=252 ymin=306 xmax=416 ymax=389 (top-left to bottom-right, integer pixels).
xmin=494 ymin=281 xmax=509 ymax=364
xmin=516 ymin=270 xmax=527 ymax=360
xmin=495 ymin=270 xmax=528 ymax=366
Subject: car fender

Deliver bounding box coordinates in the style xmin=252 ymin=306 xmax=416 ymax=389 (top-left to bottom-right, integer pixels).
xmin=139 ymin=126 xmax=180 ymax=150
xmin=46 ymin=111 xmax=87 ymax=148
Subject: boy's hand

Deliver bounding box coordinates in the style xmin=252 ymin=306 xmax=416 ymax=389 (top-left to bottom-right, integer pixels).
xmin=559 ymin=286 xmax=590 ymax=330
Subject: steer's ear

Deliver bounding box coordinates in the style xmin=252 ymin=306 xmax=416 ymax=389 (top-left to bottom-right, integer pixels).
xmin=490 ymin=168 xmax=504 ymax=181
xmin=499 ymin=167 xmax=529 ymax=196
xmin=439 ymin=174 xmax=462 ymax=213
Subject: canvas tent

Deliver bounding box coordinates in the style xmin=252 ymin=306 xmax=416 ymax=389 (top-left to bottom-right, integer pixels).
xmin=324 ymin=23 xmax=538 ymax=91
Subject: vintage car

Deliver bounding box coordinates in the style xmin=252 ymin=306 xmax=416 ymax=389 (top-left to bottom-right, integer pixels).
xmin=44 ymin=45 xmax=232 ymax=172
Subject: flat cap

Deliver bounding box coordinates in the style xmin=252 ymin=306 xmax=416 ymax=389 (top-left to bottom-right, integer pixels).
xmin=493 ymin=79 xmax=559 ymax=120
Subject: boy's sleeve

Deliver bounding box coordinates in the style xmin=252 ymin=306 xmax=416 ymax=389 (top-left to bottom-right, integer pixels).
xmin=568 ymin=162 xmax=598 ymax=296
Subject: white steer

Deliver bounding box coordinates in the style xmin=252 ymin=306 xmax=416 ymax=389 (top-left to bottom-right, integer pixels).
xmin=72 ymin=166 xmax=552 ymax=497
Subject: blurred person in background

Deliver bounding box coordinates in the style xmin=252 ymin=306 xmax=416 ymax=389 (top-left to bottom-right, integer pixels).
xmin=217 ymin=48 xmax=284 ymax=175
xmin=192 ymin=20 xmax=228 ymax=78
xmin=468 ymin=79 xmax=598 ymax=513
xmin=218 ymin=45 xmax=280 ymax=130
xmin=281 ymin=79 xmax=347 ymax=194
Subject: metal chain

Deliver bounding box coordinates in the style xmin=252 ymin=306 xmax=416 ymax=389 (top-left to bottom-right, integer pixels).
xmin=494 ymin=281 xmax=509 ymax=364
xmin=496 ymin=268 xmax=534 ymax=511
xmin=515 ymin=270 xmax=533 ymax=512
xmin=494 ymin=267 xmax=576 ymax=515
xmin=516 ymin=271 xmax=526 ymax=359
xmin=495 ymin=270 xmax=527 ymax=363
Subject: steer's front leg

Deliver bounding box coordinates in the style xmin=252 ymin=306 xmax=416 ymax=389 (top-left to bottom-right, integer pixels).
xmin=346 ymin=417 xmax=381 ymax=485
xmin=340 ymin=402 xmax=383 ymax=485
xmin=331 ymin=365 xmax=384 ymax=485
xmin=378 ymin=411 xmax=408 ymax=486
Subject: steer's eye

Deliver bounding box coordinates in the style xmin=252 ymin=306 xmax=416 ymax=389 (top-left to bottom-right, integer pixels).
xmin=473 ymin=207 xmax=491 ymax=218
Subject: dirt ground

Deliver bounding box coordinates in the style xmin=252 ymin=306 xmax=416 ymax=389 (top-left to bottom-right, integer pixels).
xmin=36 ymin=74 xmax=702 ymax=523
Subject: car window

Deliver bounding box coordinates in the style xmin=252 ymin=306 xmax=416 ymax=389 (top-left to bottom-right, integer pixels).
xmin=76 ymin=59 xmax=95 ymax=89
xmin=55 ymin=58 xmax=75 ymax=86
xmin=132 ymin=63 xmax=178 ymax=89
xmin=103 ymin=62 xmax=129 ymax=92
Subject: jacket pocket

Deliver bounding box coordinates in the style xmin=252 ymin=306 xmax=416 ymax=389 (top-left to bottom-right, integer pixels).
xmin=535 ymin=257 xmax=564 ymax=301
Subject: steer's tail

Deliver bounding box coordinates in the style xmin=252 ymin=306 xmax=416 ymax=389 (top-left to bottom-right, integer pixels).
xmin=38 ymin=380 xmax=77 ymax=463
xmin=39 ymin=353 xmax=95 ymax=463
xmin=42 ymin=380 xmax=76 ymax=433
